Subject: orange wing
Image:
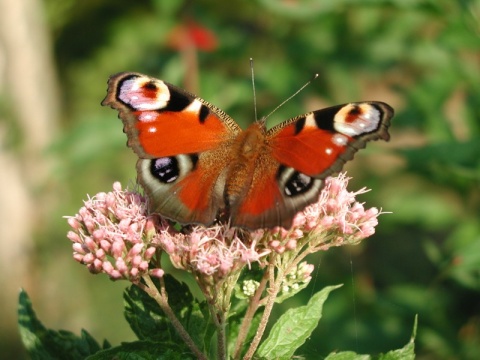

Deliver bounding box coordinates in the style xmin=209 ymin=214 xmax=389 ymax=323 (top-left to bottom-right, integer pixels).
xmin=268 ymin=102 xmax=393 ymax=178
xmin=103 ymin=74 xmax=394 ymax=230
xmin=102 ymin=72 xmax=240 ymax=158
xmin=102 ymin=72 xmax=240 ymax=226
xmin=231 ymin=102 xmax=393 ymax=229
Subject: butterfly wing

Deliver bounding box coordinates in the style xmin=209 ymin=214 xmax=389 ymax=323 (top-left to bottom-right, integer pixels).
xmin=102 ymin=72 xmax=241 ymax=225
xmin=269 ymin=102 xmax=393 ymax=176
xmin=232 ymin=102 xmax=393 ymax=229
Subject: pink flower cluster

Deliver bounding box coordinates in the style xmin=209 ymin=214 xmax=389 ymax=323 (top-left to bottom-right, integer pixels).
xmin=66 ymin=173 xmax=383 ymax=283
xmin=272 ymin=173 xmax=382 ymax=249
xmin=154 ymin=225 xmax=270 ymax=280
xmin=66 ymin=182 xmax=163 ymax=282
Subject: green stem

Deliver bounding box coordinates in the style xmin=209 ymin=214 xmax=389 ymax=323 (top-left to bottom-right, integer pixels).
xmin=216 ymin=312 xmax=227 ymax=360
xmin=206 ymin=299 xmax=226 ymax=360
xmin=211 ymin=270 xmax=242 ymax=359
xmin=203 ymin=283 xmax=227 ymax=360
xmin=233 ymin=272 xmax=269 ymax=359
xmin=242 ymin=258 xmax=281 ymax=360
xmin=140 ymin=275 xmax=207 ymax=360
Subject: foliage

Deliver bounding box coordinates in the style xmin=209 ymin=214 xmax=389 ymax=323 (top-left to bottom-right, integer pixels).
xmin=257 ymin=285 xmax=342 ymax=358
xmin=7 ymin=0 xmax=480 ymax=358
xmin=18 ymin=290 xmax=110 ymax=359
xmin=19 ymin=285 xmax=416 ymax=359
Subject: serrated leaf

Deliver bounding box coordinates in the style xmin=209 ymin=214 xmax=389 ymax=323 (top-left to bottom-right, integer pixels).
xmin=325 ymin=316 xmax=417 ymax=360
xmin=164 ymin=276 xmax=213 ymax=351
xmin=257 ymin=284 xmax=342 ymax=359
xmin=86 ymin=340 xmax=194 ymax=360
xmin=124 ymin=275 xmax=210 ymax=351
xmin=378 ymin=315 xmax=417 ymax=360
xmin=18 ymin=289 xmax=105 ymax=360
xmin=188 ymin=298 xmax=214 ymax=352
xmin=124 ymin=283 xmax=176 ymax=343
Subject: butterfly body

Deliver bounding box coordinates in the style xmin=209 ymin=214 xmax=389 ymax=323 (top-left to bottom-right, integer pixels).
xmin=103 ymin=72 xmax=393 ymax=229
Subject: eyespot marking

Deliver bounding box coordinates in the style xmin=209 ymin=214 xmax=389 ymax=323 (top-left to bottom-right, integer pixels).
xmin=151 ymin=157 xmax=179 ymax=183
xmin=333 ymin=103 xmax=381 ymax=136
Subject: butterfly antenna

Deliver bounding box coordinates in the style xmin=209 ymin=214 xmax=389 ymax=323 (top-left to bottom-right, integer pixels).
xmin=264 ymin=73 xmax=319 ymax=121
xmin=250 ymin=58 xmax=258 ymax=122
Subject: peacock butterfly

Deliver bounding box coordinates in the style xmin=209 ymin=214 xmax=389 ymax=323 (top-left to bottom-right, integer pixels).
xmin=102 ymin=72 xmax=393 ymax=229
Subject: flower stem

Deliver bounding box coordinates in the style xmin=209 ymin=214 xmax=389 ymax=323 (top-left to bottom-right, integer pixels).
xmin=242 ymin=258 xmax=281 ymax=360
xmin=216 ymin=312 xmax=227 ymax=360
xmin=203 ymin=288 xmax=227 ymax=360
xmin=233 ymin=272 xmax=268 ymax=359
xmin=140 ymin=275 xmax=207 ymax=360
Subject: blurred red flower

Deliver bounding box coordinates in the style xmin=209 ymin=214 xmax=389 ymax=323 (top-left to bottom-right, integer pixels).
xmin=167 ymin=20 xmax=218 ymax=51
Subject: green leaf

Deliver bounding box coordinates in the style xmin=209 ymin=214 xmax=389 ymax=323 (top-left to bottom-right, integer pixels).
xmin=325 ymin=316 xmax=417 ymax=360
xmin=258 ymin=0 xmax=341 ymax=19
xmin=378 ymin=315 xmax=416 ymax=360
xmin=124 ymin=283 xmax=176 ymax=344
xmin=86 ymin=340 xmax=194 ymax=360
xmin=124 ymin=275 xmax=210 ymax=351
xmin=401 ymin=140 xmax=480 ymax=170
xmin=190 ymin=296 xmax=215 ymax=353
xmin=444 ymin=221 xmax=480 ymax=291
xmin=325 ymin=352 xmax=370 ymax=360
xmin=257 ymin=284 xmax=342 ymax=359
xmin=18 ymin=289 xmax=106 ymax=360
xmin=228 ymin=278 xmax=265 ymax=357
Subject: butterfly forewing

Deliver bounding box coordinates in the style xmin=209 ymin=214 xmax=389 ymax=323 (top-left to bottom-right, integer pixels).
xmin=102 ymin=72 xmax=241 ymax=158
xmin=268 ymin=102 xmax=393 ymax=177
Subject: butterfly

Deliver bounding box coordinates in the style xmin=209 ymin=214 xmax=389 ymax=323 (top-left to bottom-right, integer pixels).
xmin=102 ymin=72 xmax=393 ymax=230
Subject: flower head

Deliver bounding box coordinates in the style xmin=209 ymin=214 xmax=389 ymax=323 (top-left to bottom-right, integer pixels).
xmin=66 ymin=182 xmax=163 ymax=282
xmin=273 ymin=173 xmax=384 ymax=250
xmin=154 ymin=224 xmax=271 ymax=282
xmin=67 ymin=174 xmax=384 ymax=286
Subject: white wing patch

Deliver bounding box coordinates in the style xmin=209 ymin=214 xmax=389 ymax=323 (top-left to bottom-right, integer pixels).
xmin=332 ymin=133 xmax=348 ymax=146
xmin=119 ymin=78 xmax=170 ymax=111
xmin=333 ymin=103 xmax=381 ymax=136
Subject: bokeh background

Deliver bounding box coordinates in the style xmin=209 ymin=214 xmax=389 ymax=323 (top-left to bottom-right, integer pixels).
xmin=1 ymin=0 xmax=479 ymax=358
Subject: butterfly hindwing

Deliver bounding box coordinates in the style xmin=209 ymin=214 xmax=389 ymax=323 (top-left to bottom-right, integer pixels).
xmin=232 ymin=156 xmax=325 ymax=229
xmin=137 ymin=151 xmax=229 ymax=226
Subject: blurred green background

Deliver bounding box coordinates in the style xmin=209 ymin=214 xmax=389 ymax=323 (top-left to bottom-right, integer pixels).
xmin=1 ymin=0 xmax=479 ymax=358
